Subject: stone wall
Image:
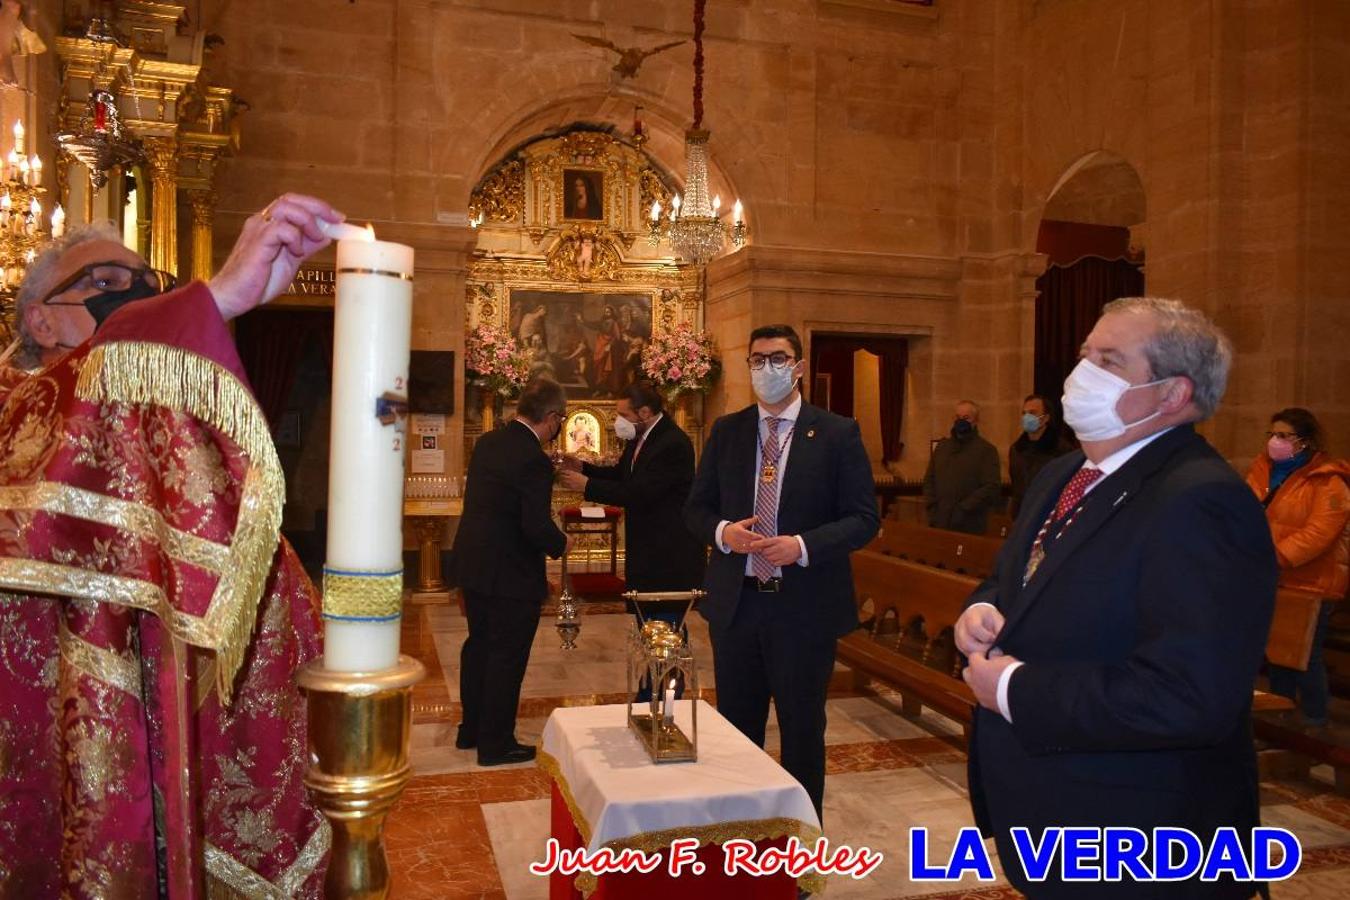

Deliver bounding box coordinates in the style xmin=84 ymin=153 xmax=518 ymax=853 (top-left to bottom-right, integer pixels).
xmin=186 ymin=0 xmax=1350 ymax=476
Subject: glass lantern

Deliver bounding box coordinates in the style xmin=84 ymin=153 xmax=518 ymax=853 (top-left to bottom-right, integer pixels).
xmin=623 ymin=589 xmax=705 ymax=763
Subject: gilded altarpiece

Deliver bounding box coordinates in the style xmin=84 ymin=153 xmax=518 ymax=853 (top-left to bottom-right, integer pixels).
xmin=466 ymin=129 xmax=705 ymax=571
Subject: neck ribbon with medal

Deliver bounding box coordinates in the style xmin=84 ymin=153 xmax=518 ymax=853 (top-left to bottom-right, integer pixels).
xmin=758 ymin=422 xmax=795 ymax=485
xmin=1023 ymin=478 xmax=1095 ymax=585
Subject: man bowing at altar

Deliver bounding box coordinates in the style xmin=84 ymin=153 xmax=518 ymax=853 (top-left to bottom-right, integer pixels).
xmin=0 ymin=193 xmax=346 ymax=898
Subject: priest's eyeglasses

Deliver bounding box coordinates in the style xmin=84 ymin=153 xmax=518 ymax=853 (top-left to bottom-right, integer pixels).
xmin=40 ymin=262 xmax=176 ymax=306
xmin=747 ymin=352 xmax=796 ymax=370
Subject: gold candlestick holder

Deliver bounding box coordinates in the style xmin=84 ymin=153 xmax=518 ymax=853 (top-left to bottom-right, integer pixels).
xmin=298 ymin=655 xmax=425 ymax=899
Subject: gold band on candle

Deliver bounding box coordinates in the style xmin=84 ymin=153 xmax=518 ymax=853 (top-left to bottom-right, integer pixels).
xmin=322 ymin=569 xmax=404 ymax=620
xmin=336 ymin=267 xmax=415 ymax=282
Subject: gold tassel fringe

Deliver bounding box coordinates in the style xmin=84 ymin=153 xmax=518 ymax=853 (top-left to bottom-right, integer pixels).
xmin=76 ymin=342 xmax=285 ymax=703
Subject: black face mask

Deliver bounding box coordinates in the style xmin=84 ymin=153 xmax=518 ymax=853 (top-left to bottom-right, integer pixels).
xmin=951 ymin=419 xmax=975 ymax=440
xmin=83 ymin=279 xmax=163 ymax=327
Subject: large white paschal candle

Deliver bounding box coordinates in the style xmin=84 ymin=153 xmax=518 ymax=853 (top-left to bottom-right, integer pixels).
xmin=322 ymin=222 xmax=414 ymax=671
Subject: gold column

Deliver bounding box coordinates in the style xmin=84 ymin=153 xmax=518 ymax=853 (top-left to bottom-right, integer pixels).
xmin=143 ymin=137 xmax=179 ymax=277
xmin=187 ymin=189 xmax=216 ymax=282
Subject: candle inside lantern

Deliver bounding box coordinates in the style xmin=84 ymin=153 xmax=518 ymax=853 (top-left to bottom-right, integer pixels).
xmin=663 ymin=678 xmax=676 ymax=725
xmin=323 ymin=224 xmax=415 ymax=672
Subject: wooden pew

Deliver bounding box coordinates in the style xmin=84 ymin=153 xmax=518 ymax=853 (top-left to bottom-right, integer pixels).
xmin=867 ymin=521 xmax=1002 ymax=580
xmin=839 ymin=552 xmax=979 ymax=724
xmin=1251 ymin=589 xmax=1350 ymax=792
xmin=839 ymin=549 xmax=1317 ymax=729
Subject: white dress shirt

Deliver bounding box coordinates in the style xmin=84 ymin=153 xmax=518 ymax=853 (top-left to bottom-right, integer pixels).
xmin=989 ymin=426 xmax=1176 ymax=723
xmin=713 ymin=394 xmax=811 ymax=576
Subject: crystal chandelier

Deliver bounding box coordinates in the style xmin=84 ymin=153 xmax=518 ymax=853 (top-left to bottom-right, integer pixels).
xmin=649 ymin=0 xmax=747 ymax=266
xmin=55 ymin=16 xmax=143 ymax=190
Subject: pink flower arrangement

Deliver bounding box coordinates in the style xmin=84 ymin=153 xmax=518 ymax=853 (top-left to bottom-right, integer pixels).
xmin=465 ymin=323 xmax=530 ymax=397
xmin=641 ymin=322 xmax=721 ymax=401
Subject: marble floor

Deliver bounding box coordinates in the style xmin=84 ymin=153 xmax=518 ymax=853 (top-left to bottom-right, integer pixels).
xmin=384 ymin=595 xmax=1350 ymax=899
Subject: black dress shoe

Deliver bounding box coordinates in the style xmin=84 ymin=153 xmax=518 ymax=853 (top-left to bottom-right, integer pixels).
xmin=477 ymin=743 xmax=536 ymax=767
xmin=455 ymin=725 xmax=475 ymax=750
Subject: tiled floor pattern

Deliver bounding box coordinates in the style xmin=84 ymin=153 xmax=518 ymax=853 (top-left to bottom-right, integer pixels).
xmin=385 ymin=599 xmax=1350 ymax=899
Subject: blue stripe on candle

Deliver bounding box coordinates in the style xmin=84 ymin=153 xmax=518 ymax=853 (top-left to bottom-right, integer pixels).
xmin=322 ymin=567 xmax=403 ymax=578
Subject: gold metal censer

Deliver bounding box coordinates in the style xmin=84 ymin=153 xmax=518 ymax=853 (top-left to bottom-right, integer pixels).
xmin=624 ymin=589 xmax=704 ymax=763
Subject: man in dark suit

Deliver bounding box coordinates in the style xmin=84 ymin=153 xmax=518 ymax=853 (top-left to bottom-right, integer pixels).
xmin=453 ymin=378 xmax=571 ymax=766
xmin=957 ymin=298 xmax=1278 ymax=898
xmin=558 ymin=379 xmax=705 ymax=592
xmin=686 ymin=324 xmax=879 ymax=820
xmin=559 ymin=380 xmax=706 ymax=700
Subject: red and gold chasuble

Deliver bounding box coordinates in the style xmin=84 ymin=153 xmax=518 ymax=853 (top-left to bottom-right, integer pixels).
xmin=0 ymin=284 xmax=328 ymax=898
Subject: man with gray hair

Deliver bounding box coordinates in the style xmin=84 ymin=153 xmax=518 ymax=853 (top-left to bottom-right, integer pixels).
xmin=0 ymin=192 xmax=346 ymax=896
xmin=955 ymin=297 xmax=1277 ymax=897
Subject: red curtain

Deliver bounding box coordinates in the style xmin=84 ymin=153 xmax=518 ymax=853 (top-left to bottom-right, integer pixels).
xmin=1033 ymin=257 xmax=1144 ymax=401
xmin=809 ymin=336 xmax=907 ymax=462
xmin=235 ymin=309 xmax=334 ymax=429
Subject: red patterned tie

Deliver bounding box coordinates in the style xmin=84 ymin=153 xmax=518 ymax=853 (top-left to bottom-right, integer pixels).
xmin=751 ymin=417 xmax=783 ymax=581
xmin=1053 ymin=467 xmax=1103 ymax=521
xmin=1023 ymin=467 xmax=1103 ymax=584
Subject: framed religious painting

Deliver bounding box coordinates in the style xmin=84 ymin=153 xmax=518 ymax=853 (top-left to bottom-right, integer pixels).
xmin=509 ymin=290 xmax=653 ymax=400
xmin=562 ymin=168 xmax=604 ymax=221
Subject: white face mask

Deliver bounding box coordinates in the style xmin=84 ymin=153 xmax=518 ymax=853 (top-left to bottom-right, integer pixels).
xmin=752 ymin=364 xmax=798 ymax=406
xmin=613 ymin=415 xmax=638 ymax=441
xmin=1061 ymin=358 xmax=1171 ymax=442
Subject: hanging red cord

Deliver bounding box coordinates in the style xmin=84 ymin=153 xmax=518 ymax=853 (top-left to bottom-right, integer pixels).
xmin=691 ymin=0 xmax=706 ymax=129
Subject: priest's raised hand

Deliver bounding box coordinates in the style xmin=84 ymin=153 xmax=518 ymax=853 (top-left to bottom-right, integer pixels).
xmin=208 ymin=192 xmax=343 ymax=320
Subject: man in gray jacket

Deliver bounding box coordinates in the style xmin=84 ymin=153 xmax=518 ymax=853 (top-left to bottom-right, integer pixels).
xmin=923 ymin=400 xmax=1002 ymax=534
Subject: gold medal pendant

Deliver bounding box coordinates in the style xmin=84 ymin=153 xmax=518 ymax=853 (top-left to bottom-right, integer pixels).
xmin=760 ymin=462 xmax=776 ymax=483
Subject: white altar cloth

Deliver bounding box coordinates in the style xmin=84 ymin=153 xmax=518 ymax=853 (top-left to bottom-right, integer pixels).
xmin=538 ymin=700 xmax=821 ymax=854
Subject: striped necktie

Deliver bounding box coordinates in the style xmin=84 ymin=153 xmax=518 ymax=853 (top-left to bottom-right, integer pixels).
xmin=752 ymin=417 xmax=783 ymax=581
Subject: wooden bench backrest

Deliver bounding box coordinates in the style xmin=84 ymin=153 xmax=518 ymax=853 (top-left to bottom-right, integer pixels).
xmin=1267 ymin=588 xmax=1323 ymax=671
xmin=852 ymin=550 xmax=1322 ymax=675
xmin=852 ymin=551 xmax=980 ymax=678
xmin=867 ymin=521 xmax=1002 ymax=579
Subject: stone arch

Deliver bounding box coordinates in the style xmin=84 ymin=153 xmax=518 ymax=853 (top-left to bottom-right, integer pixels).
xmin=1031 ymin=151 xmax=1147 ymax=400
xmin=466 ymin=87 xmax=753 ymax=224
xmin=1042 ymin=150 xmax=1147 ymax=230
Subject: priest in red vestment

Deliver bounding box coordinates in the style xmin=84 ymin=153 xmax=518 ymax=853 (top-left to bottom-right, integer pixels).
xmin=0 ymin=194 xmax=342 ymax=899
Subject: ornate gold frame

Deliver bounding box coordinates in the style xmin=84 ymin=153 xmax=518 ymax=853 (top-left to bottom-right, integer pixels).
xmin=467 ymin=128 xmax=706 ymax=463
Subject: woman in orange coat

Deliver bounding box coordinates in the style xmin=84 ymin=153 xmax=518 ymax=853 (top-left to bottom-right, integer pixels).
xmin=1245 ymin=408 xmax=1350 ymax=726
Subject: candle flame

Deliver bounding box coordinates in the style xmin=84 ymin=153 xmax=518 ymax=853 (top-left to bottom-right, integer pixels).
xmin=363 ymin=223 xmax=376 ymax=241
